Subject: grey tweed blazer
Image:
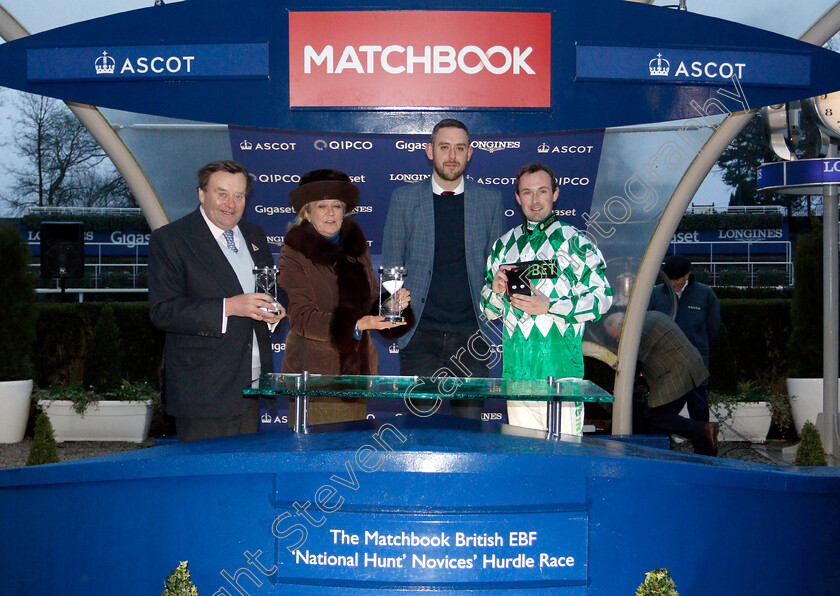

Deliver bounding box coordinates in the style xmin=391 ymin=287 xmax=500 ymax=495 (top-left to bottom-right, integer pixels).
xmin=637 ymin=311 xmax=709 ymax=408
xmin=382 ymin=178 xmax=505 ymax=348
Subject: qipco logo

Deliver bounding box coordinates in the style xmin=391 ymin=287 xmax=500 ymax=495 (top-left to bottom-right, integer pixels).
xmin=313 ymin=139 xmax=373 ymax=151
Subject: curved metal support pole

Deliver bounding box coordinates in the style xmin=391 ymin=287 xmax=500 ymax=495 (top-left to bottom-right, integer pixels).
xmin=612 ymin=2 xmax=840 ymax=434
xmin=0 ymin=7 xmax=169 ymax=230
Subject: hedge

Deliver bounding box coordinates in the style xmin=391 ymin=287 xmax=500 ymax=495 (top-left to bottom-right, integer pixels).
xmin=678 ymin=212 xmax=783 ymax=231
xmin=32 ymin=302 xmax=163 ymax=388
xmin=715 ymin=298 xmax=792 ymax=388
xmin=30 ymin=300 xmax=793 ymax=391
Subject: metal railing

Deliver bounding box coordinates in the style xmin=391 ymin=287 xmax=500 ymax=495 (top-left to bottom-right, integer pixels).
xmin=669 ymin=239 xmax=794 ymax=286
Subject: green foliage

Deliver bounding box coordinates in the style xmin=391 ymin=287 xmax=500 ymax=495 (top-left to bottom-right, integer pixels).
xmin=795 ymin=421 xmax=828 ymax=466
xmin=718 ymin=269 xmax=748 ymax=286
xmin=708 ymin=324 xmax=738 ymax=395
xmin=678 ymin=212 xmax=783 ymax=231
xmin=33 ymin=303 xmax=163 ymax=388
xmin=717 ymin=299 xmax=791 ymax=385
xmin=0 ymin=226 xmax=37 ymax=381
xmin=714 ymin=287 xmax=792 ymax=299
xmin=162 ymin=561 xmax=198 ymax=596
xmin=25 ymin=412 xmax=60 ymax=466
xmin=709 ymin=381 xmax=792 ymax=432
xmin=636 ymin=568 xmax=679 ymax=596
xmin=36 ymin=381 xmax=160 ymax=417
xmin=788 ymin=219 xmax=825 ymax=378
xmin=83 ymin=305 xmax=122 ymax=393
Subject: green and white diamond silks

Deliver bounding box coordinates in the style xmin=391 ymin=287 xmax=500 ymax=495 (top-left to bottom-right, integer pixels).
xmin=481 ymin=214 xmax=613 ymax=435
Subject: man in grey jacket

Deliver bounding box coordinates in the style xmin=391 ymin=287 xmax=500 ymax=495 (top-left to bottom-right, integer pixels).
xmin=383 ymin=119 xmax=505 ymax=419
xmin=606 ymin=310 xmax=718 ymax=456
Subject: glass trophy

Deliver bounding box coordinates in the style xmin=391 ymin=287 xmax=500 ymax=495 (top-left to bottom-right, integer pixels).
xmin=253 ymin=266 xmax=281 ymax=314
xmin=379 ymin=266 xmax=407 ymax=323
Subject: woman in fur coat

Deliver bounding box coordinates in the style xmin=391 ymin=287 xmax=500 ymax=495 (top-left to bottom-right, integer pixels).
xmin=277 ymin=169 xmax=412 ymax=425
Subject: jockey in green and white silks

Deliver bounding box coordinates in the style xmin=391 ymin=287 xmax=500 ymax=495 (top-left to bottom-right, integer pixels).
xmin=481 ymin=201 xmax=612 ymax=435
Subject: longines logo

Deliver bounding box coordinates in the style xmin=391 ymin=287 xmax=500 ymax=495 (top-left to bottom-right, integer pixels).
xmin=471 ymin=140 xmax=520 ymax=154
xmin=389 ymin=173 xmax=430 ymax=182
xmin=348 ymin=205 xmax=373 ymax=214
xmin=94 ymin=51 xmax=116 ymax=75
xmin=314 ymin=139 xmax=374 ymax=151
xmin=266 ymin=235 xmax=285 ymax=246
xmin=240 ymin=140 xmax=297 ymax=151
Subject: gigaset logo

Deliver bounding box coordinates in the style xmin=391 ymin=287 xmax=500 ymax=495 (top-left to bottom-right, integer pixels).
xmin=395 ymin=140 xmax=427 ymax=152
xmin=254 ymin=205 xmax=295 ymax=215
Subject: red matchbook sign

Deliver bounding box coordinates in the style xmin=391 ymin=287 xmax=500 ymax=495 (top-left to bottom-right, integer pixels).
xmin=288 ymin=11 xmax=551 ymax=108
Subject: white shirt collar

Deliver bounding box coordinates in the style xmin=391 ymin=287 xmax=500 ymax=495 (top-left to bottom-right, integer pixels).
xmin=676 ymin=278 xmax=690 ymax=299
xmin=199 ymin=205 xmax=240 ymax=250
xmin=431 ymin=176 xmax=465 ymax=195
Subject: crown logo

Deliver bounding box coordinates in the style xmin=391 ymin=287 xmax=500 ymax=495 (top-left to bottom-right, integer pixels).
xmin=649 ymin=53 xmax=670 ymax=77
xmin=537 ymin=143 xmax=550 ymax=154
xmin=240 ymin=139 xmax=253 ymax=150
xmin=388 ymin=343 xmax=400 ymax=354
xmin=95 ymin=51 xmax=116 ymax=75
xmin=260 ymin=412 xmax=272 ymax=423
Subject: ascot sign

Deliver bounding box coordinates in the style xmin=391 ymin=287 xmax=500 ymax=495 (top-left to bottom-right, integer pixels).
xmin=289 ymin=11 xmax=550 ymax=108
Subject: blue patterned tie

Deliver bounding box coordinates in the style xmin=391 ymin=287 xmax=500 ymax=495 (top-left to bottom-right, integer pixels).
xmin=222 ymin=229 xmax=238 ymax=253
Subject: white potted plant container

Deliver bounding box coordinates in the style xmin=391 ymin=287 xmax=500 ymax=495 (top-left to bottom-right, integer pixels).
xmin=785 ymin=378 xmax=840 ymax=438
xmin=36 ymin=382 xmax=157 ymax=443
xmin=0 ymin=226 xmax=37 ymax=444
xmin=680 ymin=382 xmax=790 ymax=444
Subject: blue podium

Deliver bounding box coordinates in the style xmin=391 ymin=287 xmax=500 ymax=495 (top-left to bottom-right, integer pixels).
xmin=1 ymin=409 xmax=839 ymax=595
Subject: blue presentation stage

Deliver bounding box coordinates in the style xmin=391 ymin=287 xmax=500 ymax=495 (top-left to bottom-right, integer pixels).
xmin=1 ymin=417 xmax=839 ymax=595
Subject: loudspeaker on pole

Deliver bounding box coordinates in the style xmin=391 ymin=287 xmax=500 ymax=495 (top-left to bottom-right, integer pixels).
xmin=40 ymin=221 xmax=85 ymax=279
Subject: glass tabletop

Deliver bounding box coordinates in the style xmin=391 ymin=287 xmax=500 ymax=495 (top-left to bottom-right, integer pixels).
xmin=244 ymin=374 xmax=613 ymax=403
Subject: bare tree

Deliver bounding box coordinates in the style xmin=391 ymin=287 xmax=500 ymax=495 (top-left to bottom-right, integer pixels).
xmin=1 ymin=93 xmax=134 ymax=212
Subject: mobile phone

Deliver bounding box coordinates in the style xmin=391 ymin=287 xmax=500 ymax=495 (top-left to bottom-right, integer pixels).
xmin=505 ymin=267 xmax=531 ymax=297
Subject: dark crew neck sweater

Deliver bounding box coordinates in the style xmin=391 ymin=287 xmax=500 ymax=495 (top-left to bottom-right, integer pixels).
xmin=418 ymin=191 xmax=475 ymax=333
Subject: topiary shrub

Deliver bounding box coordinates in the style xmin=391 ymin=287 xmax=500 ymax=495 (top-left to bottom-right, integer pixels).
xmin=0 ymin=226 xmax=36 ymax=382
xmin=636 ymin=568 xmax=679 ymax=596
xmin=787 ymin=219 xmax=824 ymax=378
xmin=83 ymin=304 xmax=122 ymax=393
xmin=162 ymin=561 xmax=198 ymax=596
xmin=795 ymin=421 xmax=828 ymax=466
xmin=26 ymin=412 xmax=60 ymax=466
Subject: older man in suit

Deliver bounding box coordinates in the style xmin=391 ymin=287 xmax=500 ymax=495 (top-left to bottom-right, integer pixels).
xmin=383 ymin=118 xmax=505 ymax=419
xmin=149 ymin=160 xmax=285 ymax=441
xmin=605 ymin=310 xmax=718 ymax=456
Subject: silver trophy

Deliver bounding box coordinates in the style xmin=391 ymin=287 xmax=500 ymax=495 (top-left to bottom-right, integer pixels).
xmin=379 ymin=266 xmax=407 ymax=323
xmin=253 ymin=266 xmax=281 ymax=314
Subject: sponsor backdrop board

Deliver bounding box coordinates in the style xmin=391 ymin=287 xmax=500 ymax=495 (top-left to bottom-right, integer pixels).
xmin=229 ymin=127 xmax=604 ymax=427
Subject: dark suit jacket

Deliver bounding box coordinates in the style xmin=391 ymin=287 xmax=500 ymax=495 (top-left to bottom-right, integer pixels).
xmin=382 ymin=178 xmax=505 ymax=348
xmin=148 ymin=208 xmax=274 ymax=419
xmin=637 ymin=311 xmax=709 ymax=408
